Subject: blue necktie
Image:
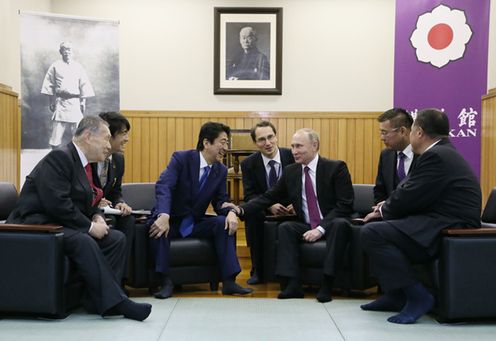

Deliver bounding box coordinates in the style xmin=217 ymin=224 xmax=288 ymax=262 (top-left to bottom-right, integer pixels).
xmin=179 ymin=166 xmax=211 ymax=237
xmin=268 ymin=160 xmax=278 ymax=188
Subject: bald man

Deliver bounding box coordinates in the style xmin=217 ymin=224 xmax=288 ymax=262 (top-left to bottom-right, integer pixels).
xmin=227 ymin=26 xmax=270 ymax=80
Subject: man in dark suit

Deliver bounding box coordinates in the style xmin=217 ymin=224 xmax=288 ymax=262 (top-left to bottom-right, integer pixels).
xmin=7 ymin=116 xmax=151 ymax=321
xmin=361 ymin=109 xmax=481 ymax=324
xmin=92 ymin=112 xmax=134 ymax=282
xmin=231 ymin=128 xmax=354 ymax=302
xmin=241 ymin=121 xmax=295 ymax=284
xmin=148 ymin=122 xmax=253 ymax=299
xmin=374 ymin=108 xmax=417 ymax=204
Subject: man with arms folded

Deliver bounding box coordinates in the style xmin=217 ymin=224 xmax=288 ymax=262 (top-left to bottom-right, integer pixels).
xmin=231 ymin=128 xmax=354 ymax=302
xmin=361 ymin=109 xmax=481 ymax=324
xmin=148 ymin=122 xmax=253 ymax=299
xmin=8 ymin=116 xmax=151 ymax=321
xmin=241 ymin=120 xmax=295 ymax=284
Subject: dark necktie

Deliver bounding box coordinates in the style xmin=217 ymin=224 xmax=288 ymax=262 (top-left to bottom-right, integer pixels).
xmin=84 ymin=164 xmax=103 ymax=206
xmin=397 ymin=152 xmax=407 ymax=182
xmin=304 ymin=166 xmax=320 ymax=229
xmin=180 ymin=166 xmax=211 ymax=237
xmin=268 ymin=160 xmax=278 ymax=188
xmin=99 ymin=158 xmax=110 ymax=187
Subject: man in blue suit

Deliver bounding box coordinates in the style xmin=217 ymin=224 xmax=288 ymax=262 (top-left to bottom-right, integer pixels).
xmin=148 ymin=122 xmax=253 ymax=299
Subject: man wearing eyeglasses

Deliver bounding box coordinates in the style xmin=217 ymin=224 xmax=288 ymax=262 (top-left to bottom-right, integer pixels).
xmin=374 ymin=108 xmax=417 ymax=204
xmin=240 ymin=121 xmax=295 ymax=284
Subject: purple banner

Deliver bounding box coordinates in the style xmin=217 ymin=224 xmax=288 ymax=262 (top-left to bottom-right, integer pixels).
xmin=394 ymin=0 xmax=490 ymax=176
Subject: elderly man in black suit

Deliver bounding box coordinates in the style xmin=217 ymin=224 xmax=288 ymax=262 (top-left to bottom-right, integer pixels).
xmin=230 ymin=128 xmax=354 ymax=302
xmin=92 ymin=112 xmax=134 ymax=284
xmin=241 ymin=121 xmax=295 ymax=284
xmin=7 ymin=116 xmax=151 ymax=321
xmin=374 ymin=108 xmax=417 ymax=204
xmin=361 ymin=109 xmax=481 ymax=324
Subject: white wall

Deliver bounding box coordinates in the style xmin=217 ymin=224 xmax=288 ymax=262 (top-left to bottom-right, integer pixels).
xmin=1 ymin=0 xmax=495 ymax=111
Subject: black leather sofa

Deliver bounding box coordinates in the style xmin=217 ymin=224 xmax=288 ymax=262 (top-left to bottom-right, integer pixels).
xmin=263 ymin=184 xmax=377 ymax=294
xmin=121 ymin=183 xmax=219 ymax=291
xmin=0 ymin=182 xmax=84 ymax=318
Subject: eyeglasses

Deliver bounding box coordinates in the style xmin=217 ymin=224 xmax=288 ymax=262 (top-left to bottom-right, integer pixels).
xmin=256 ymin=134 xmax=276 ymax=144
xmin=379 ymin=127 xmax=400 ymax=137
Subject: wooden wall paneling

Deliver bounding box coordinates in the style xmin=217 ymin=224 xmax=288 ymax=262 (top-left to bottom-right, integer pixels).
xmin=481 ymin=89 xmax=496 ymax=206
xmin=121 ymin=111 xmax=383 ymax=189
xmin=0 ymin=85 xmax=20 ymax=188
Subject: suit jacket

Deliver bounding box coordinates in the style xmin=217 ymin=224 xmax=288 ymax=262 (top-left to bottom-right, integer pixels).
xmin=241 ymin=147 xmax=295 ymax=204
xmin=241 ymin=156 xmax=354 ymax=232
xmin=92 ymin=153 xmax=125 ymax=205
xmin=7 ymin=142 xmax=101 ymax=236
xmin=150 ymin=150 xmax=230 ymax=228
xmin=381 ymin=140 xmax=481 ymax=249
xmin=374 ymin=148 xmax=418 ymax=204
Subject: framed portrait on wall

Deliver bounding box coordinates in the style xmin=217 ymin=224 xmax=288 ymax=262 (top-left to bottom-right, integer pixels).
xmin=214 ymin=7 xmax=282 ymax=95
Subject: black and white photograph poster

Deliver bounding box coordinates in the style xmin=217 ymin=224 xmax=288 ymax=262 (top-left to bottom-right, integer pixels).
xmin=214 ymin=7 xmax=282 ymax=95
xmin=19 ymin=11 xmax=119 ymax=185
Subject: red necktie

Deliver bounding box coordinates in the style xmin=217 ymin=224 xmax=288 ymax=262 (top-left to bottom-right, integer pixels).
xmin=304 ymin=166 xmax=321 ymax=229
xmin=84 ymin=164 xmax=104 ymax=206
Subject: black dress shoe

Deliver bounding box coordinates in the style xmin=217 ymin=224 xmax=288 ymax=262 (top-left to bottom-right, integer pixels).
xmin=277 ymin=289 xmax=304 ymax=299
xmin=247 ymin=273 xmax=265 ymax=285
xmin=222 ymin=281 xmax=254 ymax=295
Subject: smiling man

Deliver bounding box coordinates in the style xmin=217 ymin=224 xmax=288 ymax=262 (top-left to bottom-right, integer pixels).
xmin=147 ymin=122 xmax=253 ymax=299
xmin=92 ymin=112 xmax=134 ymax=287
xmin=241 ymin=121 xmax=294 ymax=284
xmin=231 ymin=128 xmax=354 ymax=302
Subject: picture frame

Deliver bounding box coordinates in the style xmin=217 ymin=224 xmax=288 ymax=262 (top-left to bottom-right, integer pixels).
xmin=214 ymin=7 xmax=283 ymax=95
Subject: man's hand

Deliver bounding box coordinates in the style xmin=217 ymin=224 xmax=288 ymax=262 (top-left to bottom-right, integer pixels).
xmin=302 ymin=229 xmax=323 ymax=243
xmin=268 ymin=203 xmax=291 ymax=216
xmin=115 ymin=202 xmax=132 ymax=216
xmin=287 ymin=204 xmax=295 ymax=215
xmin=225 ymin=211 xmax=238 ymax=236
xmin=80 ymin=100 xmax=86 ymax=113
xmin=363 ymin=210 xmax=382 ymax=223
xmin=221 ymin=202 xmax=237 ymax=210
xmin=372 ymin=201 xmax=385 ymax=213
xmin=149 ymin=214 xmax=170 ymax=239
xmin=90 ymin=214 xmax=109 ymax=239
xmin=98 ymin=198 xmax=113 ymax=208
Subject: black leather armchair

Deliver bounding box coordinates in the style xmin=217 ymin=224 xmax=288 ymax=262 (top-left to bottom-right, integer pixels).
xmin=425 ymin=188 xmax=496 ymax=322
xmin=263 ymin=184 xmax=376 ymax=294
xmin=121 ymin=183 xmax=219 ymax=291
xmin=0 ymin=182 xmax=84 ymax=318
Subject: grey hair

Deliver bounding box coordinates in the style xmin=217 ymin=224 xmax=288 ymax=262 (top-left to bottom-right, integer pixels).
xmin=74 ymin=115 xmax=108 ymax=137
xmin=295 ymin=128 xmax=320 ymax=150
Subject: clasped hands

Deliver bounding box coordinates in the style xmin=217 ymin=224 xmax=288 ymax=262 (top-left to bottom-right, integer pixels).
xmin=363 ymin=200 xmax=385 ymax=223
xmin=89 ymin=214 xmax=109 ymax=239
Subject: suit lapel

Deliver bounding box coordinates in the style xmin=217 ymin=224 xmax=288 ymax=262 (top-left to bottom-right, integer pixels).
xmin=294 ymin=165 xmax=303 ymax=215
xmin=190 ymin=151 xmax=201 ymax=198
xmin=107 ymin=157 xmax=117 ymax=193
xmin=69 ymin=143 xmax=93 ymax=208
xmin=315 ymin=157 xmax=325 ymax=207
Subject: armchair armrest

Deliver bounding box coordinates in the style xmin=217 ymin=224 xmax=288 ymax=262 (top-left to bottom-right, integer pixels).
xmin=0 ymin=223 xmax=62 ymax=233
xmin=442 ymin=227 xmax=496 ymax=236
xmin=265 ymin=214 xmax=297 ymax=222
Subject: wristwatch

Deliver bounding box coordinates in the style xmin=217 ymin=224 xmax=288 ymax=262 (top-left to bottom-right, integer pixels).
xmin=229 ymin=208 xmax=239 ymax=216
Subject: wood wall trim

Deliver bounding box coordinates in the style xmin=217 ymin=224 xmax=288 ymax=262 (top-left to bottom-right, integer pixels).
xmin=123 ymin=110 xmax=381 ymax=119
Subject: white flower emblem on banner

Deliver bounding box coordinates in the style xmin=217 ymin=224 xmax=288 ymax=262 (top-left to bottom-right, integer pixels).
xmin=410 ymin=4 xmax=472 ymax=68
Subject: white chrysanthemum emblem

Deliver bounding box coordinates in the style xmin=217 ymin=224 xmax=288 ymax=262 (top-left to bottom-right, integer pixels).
xmin=410 ymin=4 xmax=472 ymax=68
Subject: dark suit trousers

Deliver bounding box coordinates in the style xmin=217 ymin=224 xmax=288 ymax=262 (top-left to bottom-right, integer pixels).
xmin=108 ymin=214 xmax=136 ymax=279
xmin=63 ymin=228 xmax=127 ymax=314
xmin=361 ymin=221 xmax=435 ymax=292
xmin=151 ymin=215 xmax=241 ymax=280
xmin=276 ymin=217 xmax=351 ymax=279
xmin=244 ymin=210 xmax=266 ymax=276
